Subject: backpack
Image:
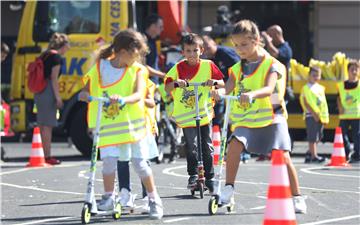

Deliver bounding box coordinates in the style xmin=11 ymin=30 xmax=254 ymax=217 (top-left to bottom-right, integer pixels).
xmin=27 ymin=50 xmax=57 ymax=94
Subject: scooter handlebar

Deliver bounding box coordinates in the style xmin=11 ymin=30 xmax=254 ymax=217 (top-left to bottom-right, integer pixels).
xmin=78 ymin=95 xmax=124 ymax=105
xmin=173 ymin=81 xmax=218 ymax=88
xmin=219 ymin=94 xmax=254 ymax=103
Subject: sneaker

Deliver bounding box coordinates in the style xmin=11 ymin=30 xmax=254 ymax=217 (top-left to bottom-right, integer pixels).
xmin=205 ymin=179 xmax=214 ymax=193
xmin=187 ymin=175 xmax=198 ymax=189
xmin=310 ymin=156 xmax=326 ymax=163
xmin=140 ymin=196 xmax=150 ymax=214
xmin=98 ymin=194 xmax=115 ymax=211
xmin=348 ymin=157 xmax=360 ymax=164
xmin=293 ymin=195 xmax=307 ymax=214
xmin=149 ymin=198 xmax=163 ymax=219
xmin=45 ymin=157 xmax=61 ymax=165
xmin=119 ymin=188 xmax=135 ymax=208
xmin=220 ymin=185 xmax=234 ymax=205
xmin=241 ymin=153 xmax=251 ymax=163
xmin=304 ymin=151 xmax=311 ymax=163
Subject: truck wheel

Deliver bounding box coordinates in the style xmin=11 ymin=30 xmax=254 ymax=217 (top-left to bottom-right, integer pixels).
xmin=69 ymin=106 xmax=92 ymax=157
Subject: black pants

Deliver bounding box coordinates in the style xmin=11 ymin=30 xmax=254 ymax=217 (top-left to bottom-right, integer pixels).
xmin=182 ymin=124 xmax=214 ymax=180
xmin=340 ymin=119 xmax=360 ymax=160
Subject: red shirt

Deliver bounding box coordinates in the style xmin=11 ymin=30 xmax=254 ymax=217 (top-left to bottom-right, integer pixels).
xmin=165 ymin=60 xmax=224 ymax=84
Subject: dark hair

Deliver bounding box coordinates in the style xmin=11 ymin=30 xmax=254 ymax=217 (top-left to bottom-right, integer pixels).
xmin=348 ymin=59 xmax=359 ymax=70
xmin=232 ymin=19 xmax=260 ymax=40
xmin=97 ymin=28 xmax=148 ymax=60
xmin=310 ymin=66 xmax=321 ymax=74
xmin=1 ymin=42 xmax=9 ymax=54
xmin=181 ymin=33 xmax=204 ymax=49
xmin=48 ymin=32 xmax=69 ymax=50
xmin=144 ymin=14 xmax=163 ymax=30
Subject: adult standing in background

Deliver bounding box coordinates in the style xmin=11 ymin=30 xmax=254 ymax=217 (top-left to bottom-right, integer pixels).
xmin=202 ymin=35 xmax=240 ymax=127
xmin=144 ymin=14 xmax=166 ymax=84
xmin=34 ymin=33 xmax=70 ymax=165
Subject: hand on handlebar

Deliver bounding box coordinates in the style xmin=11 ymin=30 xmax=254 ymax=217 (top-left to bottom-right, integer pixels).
xmin=239 ymin=92 xmax=253 ymax=107
xmin=78 ymin=91 xmax=90 ymax=102
xmin=174 ymin=79 xmax=188 ymax=88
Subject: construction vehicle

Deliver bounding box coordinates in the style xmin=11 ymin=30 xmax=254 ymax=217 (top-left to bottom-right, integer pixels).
xmin=9 ymin=0 xmax=187 ymax=156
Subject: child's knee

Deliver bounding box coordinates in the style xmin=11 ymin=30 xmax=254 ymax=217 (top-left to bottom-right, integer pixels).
xmin=102 ymin=157 xmax=118 ymax=175
xmin=131 ymin=158 xmax=152 ymax=178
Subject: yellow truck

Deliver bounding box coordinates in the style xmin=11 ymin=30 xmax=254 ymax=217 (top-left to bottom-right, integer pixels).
xmin=10 ymin=1 xmax=129 ymax=156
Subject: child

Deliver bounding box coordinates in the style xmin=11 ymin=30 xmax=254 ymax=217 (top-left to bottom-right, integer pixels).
xmin=212 ymin=20 xmax=307 ymax=214
xmin=164 ymin=33 xmax=225 ymax=192
xmin=336 ymin=60 xmax=359 ymax=163
xmin=300 ymin=66 xmax=329 ymax=163
xmin=79 ymin=29 xmax=163 ymax=219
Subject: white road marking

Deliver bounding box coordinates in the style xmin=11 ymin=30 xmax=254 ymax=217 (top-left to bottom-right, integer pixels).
xmin=250 ymin=205 xmax=266 ymax=210
xmin=301 ymin=166 xmax=359 ymax=178
xmin=13 ymin=216 xmax=74 ymax=225
xmin=0 ymin=168 xmax=30 ymax=175
xmin=163 ymin=217 xmax=192 ymax=223
xmin=300 ymin=215 xmax=360 ymax=225
xmin=163 ymin=165 xmax=360 ymax=194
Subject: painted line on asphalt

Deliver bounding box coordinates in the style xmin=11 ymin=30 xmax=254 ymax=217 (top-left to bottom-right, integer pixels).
xmin=163 ymin=217 xmax=192 ymax=223
xmin=163 ymin=165 xmax=360 ymax=194
xmin=300 ymin=214 xmax=360 ymax=225
xmin=301 ymin=166 xmax=359 ymax=178
xmin=13 ymin=216 xmax=75 ymax=225
xmin=250 ymin=205 xmax=266 ymax=210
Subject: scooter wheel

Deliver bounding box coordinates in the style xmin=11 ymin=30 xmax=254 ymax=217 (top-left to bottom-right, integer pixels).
xmin=199 ymin=182 xmax=204 ymax=199
xmin=112 ymin=202 xmax=122 ymax=220
xmin=81 ymin=203 xmax=91 ymax=224
xmin=208 ymin=196 xmax=218 ymax=215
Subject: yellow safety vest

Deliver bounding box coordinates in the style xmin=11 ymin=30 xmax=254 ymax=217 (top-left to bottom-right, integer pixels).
xmin=337 ymin=81 xmax=360 ymax=119
xmin=158 ymin=83 xmax=174 ymax=116
xmin=84 ymin=61 xmax=147 ymax=148
xmin=166 ymin=59 xmax=213 ymax=128
xmin=145 ymin=79 xmax=158 ymax=135
xmin=229 ymin=56 xmax=274 ymax=130
xmin=300 ymin=83 xmax=329 ymax=124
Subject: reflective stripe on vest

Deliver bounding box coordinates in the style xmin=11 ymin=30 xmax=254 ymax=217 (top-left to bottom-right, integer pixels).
xmin=167 ymin=59 xmax=213 ymax=127
xmin=229 ymin=56 xmax=274 ymax=129
xmin=85 ymin=61 xmax=146 ymax=147
xmin=301 ymin=83 xmax=329 ymax=124
xmin=338 ymin=81 xmax=360 ymax=119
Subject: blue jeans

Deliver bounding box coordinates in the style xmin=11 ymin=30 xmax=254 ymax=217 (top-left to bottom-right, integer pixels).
xmin=339 ymin=119 xmax=360 ymax=160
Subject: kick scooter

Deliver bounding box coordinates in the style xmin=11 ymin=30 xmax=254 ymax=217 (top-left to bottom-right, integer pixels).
xmin=80 ymin=96 xmax=122 ymax=224
xmin=208 ymin=94 xmax=253 ymax=215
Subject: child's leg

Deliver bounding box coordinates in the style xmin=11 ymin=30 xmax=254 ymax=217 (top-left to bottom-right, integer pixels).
xmin=131 ymin=158 xmax=158 ymax=198
xmin=283 ymin=151 xmax=300 ymax=196
xmin=182 ymin=127 xmax=198 ymax=176
xmin=226 ymin=139 xmax=245 ymax=185
xmin=141 ymin=160 xmax=151 ymax=198
xmin=350 ymin=120 xmax=360 ymax=160
xmin=102 ymin=157 xmax=118 ymax=194
xmin=117 ymin=161 xmax=130 ymax=191
xmin=201 ymin=124 xmax=214 ymax=180
xmin=308 ymin=141 xmax=317 ymax=158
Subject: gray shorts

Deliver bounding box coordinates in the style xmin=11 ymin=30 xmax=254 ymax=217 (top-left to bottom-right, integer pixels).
xmin=306 ymin=117 xmax=324 ymax=142
xmin=229 ymin=121 xmax=292 ymax=154
xmin=34 ymin=82 xmax=57 ymax=127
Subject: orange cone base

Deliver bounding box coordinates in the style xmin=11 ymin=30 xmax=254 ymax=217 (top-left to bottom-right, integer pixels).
xmin=264 ymin=219 xmax=297 ymax=225
xmin=26 ymin=158 xmax=51 ymax=167
xmin=326 ymin=157 xmax=351 ymax=167
xmin=213 ymin=155 xmax=219 ymax=165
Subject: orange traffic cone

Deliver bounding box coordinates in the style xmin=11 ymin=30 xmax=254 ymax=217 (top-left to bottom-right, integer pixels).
xmin=27 ymin=127 xmax=50 ymax=167
xmin=263 ymin=150 xmax=296 ymax=225
xmin=212 ymin=125 xmax=221 ymax=165
xmin=327 ymin=127 xmax=350 ymax=167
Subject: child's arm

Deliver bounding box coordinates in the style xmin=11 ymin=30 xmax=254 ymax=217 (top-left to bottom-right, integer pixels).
xmin=337 ymin=96 xmax=344 ymax=115
xmin=165 ymin=78 xmax=187 ymax=93
xmin=122 ymin=70 xmax=146 ymax=104
xmin=145 ymin=91 xmax=156 ymax=108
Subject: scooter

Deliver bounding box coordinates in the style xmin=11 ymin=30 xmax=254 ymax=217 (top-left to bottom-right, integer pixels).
xmin=174 ymin=81 xmax=216 ymax=199
xmin=80 ymin=96 xmax=122 ymax=224
xmin=208 ymin=94 xmax=253 ymax=215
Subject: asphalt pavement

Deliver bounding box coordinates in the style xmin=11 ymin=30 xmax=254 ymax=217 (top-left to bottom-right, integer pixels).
xmin=1 ymin=142 xmax=359 ymax=225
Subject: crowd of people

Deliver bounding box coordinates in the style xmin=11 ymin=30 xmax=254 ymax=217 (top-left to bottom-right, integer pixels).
xmin=4 ymin=13 xmax=358 ymax=221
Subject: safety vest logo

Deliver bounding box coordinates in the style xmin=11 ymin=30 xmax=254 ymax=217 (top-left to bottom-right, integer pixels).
xmin=102 ymin=91 xmax=124 ymax=120
xmin=236 ymin=81 xmax=251 ymax=110
xmin=345 ymin=93 xmax=356 ymax=105
xmin=180 ymin=88 xmax=202 ymax=109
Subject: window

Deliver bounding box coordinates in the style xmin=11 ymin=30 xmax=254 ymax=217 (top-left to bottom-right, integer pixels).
xmin=33 ymin=1 xmax=100 ymax=42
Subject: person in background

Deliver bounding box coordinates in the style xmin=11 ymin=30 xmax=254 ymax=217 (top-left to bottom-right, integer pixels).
xmin=336 ymin=60 xmax=360 ymax=163
xmin=144 ymin=14 xmax=166 ymax=84
xmin=300 ymin=66 xmax=328 ymax=163
xmin=259 ymin=24 xmax=294 ymax=161
xmin=34 ymin=33 xmax=70 ymax=165
xmin=1 ymin=42 xmax=9 ymax=62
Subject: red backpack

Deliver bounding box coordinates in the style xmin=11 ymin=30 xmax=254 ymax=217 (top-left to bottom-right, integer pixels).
xmin=27 ymin=50 xmax=57 ymax=94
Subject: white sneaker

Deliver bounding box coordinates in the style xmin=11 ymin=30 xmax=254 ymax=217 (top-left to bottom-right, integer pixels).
xmin=98 ymin=194 xmax=115 ymax=211
xmin=119 ymin=188 xmax=135 ymax=208
xmin=149 ymin=198 xmax=163 ymax=219
xmin=220 ymin=185 xmax=234 ymax=205
xmin=140 ymin=196 xmax=150 ymax=214
xmin=293 ymin=195 xmax=307 ymax=214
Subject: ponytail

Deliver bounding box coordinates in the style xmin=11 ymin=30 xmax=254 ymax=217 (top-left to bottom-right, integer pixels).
xmin=97 ymin=44 xmax=113 ymax=61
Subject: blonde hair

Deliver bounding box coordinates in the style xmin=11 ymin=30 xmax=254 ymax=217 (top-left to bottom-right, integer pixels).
xmin=97 ymin=29 xmax=148 ymax=61
xmin=48 ymin=33 xmax=69 ymax=50
xmin=232 ymin=19 xmax=260 ymax=41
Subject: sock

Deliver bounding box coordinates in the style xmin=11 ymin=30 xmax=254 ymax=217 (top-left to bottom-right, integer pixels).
xmin=147 ymin=191 xmax=159 ymax=201
xmin=105 ymin=191 xmax=114 ymax=198
xmin=225 ymin=183 xmax=234 ymax=188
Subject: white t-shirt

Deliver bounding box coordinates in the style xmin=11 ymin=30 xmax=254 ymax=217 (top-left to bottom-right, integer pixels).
xmin=100 ymin=59 xmax=126 ymax=86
